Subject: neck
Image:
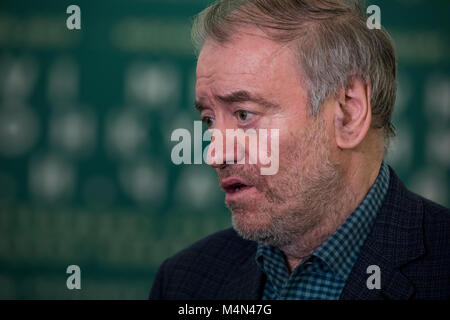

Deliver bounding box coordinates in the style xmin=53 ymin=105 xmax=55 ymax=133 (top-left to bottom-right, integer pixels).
xmin=280 ymin=158 xmax=382 ymax=273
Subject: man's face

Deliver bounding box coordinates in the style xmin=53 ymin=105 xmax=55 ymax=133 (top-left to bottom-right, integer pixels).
xmin=195 ymin=29 xmax=342 ymax=246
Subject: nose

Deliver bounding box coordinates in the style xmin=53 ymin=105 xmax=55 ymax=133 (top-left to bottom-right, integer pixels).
xmin=205 ymin=123 xmax=245 ymax=169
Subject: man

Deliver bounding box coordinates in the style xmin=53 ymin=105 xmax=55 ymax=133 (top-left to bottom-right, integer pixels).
xmin=150 ymin=0 xmax=450 ymax=300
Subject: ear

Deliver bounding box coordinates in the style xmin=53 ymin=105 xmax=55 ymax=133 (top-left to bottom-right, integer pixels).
xmin=334 ymin=77 xmax=372 ymax=149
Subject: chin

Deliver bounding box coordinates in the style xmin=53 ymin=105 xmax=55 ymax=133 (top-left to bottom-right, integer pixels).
xmin=231 ymin=209 xmax=274 ymax=240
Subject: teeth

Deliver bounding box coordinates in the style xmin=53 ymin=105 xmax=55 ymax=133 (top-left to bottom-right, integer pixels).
xmin=234 ymin=186 xmax=241 ymax=192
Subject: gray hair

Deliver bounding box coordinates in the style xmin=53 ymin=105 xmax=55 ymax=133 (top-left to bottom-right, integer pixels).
xmin=192 ymin=0 xmax=397 ymax=140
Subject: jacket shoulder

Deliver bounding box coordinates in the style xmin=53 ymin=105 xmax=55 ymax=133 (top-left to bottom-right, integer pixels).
xmin=149 ymin=228 xmax=257 ymax=299
xmin=342 ymin=167 xmax=450 ymax=300
xmin=415 ymin=191 xmax=450 ymax=256
xmin=421 ymin=194 xmax=450 ymax=220
xmin=402 ymin=184 xmax=450 ymax=235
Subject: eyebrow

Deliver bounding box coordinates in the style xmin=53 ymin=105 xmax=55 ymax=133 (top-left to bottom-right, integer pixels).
xmin=194 ymin=90 xmax=280 ymax=112
xmin=195 ymin=100 xmax=207 ymax=112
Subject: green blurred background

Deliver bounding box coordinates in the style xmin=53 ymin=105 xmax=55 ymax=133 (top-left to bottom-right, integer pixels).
xmin=0 ymin=0 xmax=448 ymax=299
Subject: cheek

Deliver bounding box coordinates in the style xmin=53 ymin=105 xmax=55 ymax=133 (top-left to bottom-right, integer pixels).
xmin=252 ymin=111 xmax=310 ymax=171
xmin=278 ymin=134 xmax=301 ymax=169
xmin=254 ymin=128 xmax=301 ymax=180
xmin=279 ymin=123 xmax=305 ymax=154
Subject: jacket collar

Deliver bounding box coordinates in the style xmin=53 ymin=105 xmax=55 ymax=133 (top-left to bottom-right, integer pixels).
xmin=340 ymin=166 xmax=425 ymax=300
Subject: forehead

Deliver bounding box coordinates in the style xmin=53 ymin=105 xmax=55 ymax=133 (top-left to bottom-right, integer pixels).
xmin=196 ymin=28 xmax=300 ymax=89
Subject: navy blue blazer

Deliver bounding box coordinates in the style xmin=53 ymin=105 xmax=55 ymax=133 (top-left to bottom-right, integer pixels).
xmin=150 ymin=167 xmax=450 ymax=300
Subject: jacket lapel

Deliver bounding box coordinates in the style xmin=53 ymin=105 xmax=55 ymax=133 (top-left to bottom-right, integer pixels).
xmin=340 ymin=167 xmax=425 ymax=300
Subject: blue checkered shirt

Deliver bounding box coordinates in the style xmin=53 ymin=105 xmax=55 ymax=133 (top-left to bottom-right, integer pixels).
xmin=255 ymin=163 xmax=390 ymax=300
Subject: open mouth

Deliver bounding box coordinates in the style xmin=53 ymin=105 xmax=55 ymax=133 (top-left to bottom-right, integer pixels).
xmin=220 ymin=177 xmax=258 ymax=201
xmin=223 ymin=182 xmax=252 ymax=193
xmin=220 ymin=177 xmax=254 ymax=194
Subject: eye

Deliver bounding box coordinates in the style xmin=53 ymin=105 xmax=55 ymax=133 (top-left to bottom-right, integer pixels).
xmin=235 ymin=110 xmax=254 ymax=123
xmin=201 ymin=116 xmax=215 ymax=128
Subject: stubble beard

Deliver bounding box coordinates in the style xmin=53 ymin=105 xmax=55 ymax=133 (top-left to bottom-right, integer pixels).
xmin=225 ymin=118 xmax=345 ymax=248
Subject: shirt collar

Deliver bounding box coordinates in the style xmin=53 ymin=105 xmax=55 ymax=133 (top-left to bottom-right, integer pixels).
xmin=256 ymin=162 xmax=390 ymax=280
